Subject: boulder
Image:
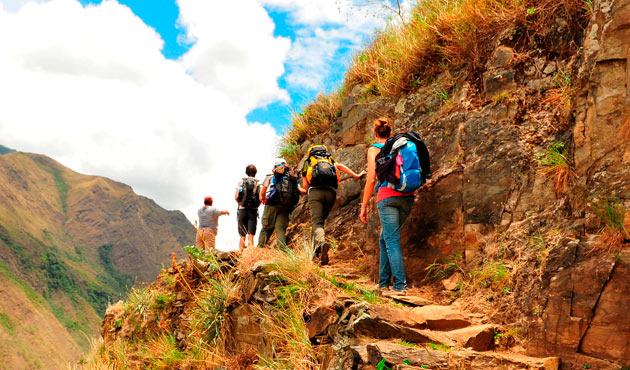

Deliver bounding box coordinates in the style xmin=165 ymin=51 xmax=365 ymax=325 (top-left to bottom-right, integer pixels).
xmin=441 ymin=273 xmax=463 ymax=291
xmin=306 ymin=305 xmax=339 ymax=338
xmin=449 ymin=349 xmax=560 ymax=370
xmin=391 ymin=295 xmax=434 ymax=307
xmin=366 ymin=341 xmax=449 ymax=368
xmin=445 ymin=324 xmax=496 ymax=351
xmin=411 ymin=305 xmax=472 ymax=331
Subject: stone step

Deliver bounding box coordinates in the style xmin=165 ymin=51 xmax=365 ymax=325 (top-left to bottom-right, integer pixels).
xmin=444 ymin=324 xmax=497 ymax=351
xmin=390 ymin=294 xmax=435 ymax=307
xmin=365 ymin=341 xmax=449 ymax=368
xmin=356 ymin=341 xmax=560 ymax=370
xmin=450 ymin=349 xmax=560 ymax=369
xmin=411 ymin=305 xmax=473 ymax=331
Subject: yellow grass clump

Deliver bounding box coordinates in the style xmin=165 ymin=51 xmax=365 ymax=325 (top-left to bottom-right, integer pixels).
xmin=280 ymin=92 xmax=343 ymax=164
xmin=345 ymin=0 xmax=588 ymax=97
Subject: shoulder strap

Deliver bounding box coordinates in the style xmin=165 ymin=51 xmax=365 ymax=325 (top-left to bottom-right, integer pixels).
xmin=371 ymin=143 xmax=384 ymax=149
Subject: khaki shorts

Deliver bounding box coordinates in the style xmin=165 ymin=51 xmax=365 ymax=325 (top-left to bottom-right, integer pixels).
xmin=196 ymin=228 xmax=217 ymax=251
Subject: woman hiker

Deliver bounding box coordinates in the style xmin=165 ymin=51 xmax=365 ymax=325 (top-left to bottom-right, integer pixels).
xmin=359 ymin=118 xmax=414 ymax=296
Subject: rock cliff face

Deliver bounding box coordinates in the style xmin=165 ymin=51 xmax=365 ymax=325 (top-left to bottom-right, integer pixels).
xmin=286 ymin=0 xmax=630 ymax=367
xmin=0 ymin=151 xmax=194 ymax=367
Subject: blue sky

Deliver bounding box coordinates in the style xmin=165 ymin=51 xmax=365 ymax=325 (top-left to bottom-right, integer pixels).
xmin=77 ymin=0 xmax=361 ymax=133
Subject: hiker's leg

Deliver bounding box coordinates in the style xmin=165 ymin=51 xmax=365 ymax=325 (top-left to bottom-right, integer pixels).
xmin=195 ymin=229 xmax=204 ymax=249
xmin=377 ymin=198 xmax=407 ymax=291
xmin=308 ymin=189 xmax=327 ymax=249
xmin=257 ymin=205 xmax=274 ymax=247
xmin=237 ymin=209 xmax=248 ymax=250
xmin=207 ymin=229 xmax=217 ymax=251
xmin=275 ymin=209 xmax=290 ymax=248
xmin=246 ymin=234 xmax=255 ymax=247
xmin=245 ymin=209 xmax=257 ymax=248
xmin=378 ymin=230 xmax=392 ymax=288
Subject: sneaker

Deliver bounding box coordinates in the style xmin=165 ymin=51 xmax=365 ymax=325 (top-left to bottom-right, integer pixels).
xmin=378 ymin=287 xmax=391 ymax=296
xmin=382 ymin=289 xmax=407 ymax=297
xmin=320 ymin=243 xmax=330 ymax=266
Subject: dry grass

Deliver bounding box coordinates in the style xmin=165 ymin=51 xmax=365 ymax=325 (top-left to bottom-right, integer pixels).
xmin=537 ymin=142 xmax=576 ymax=197
xmin=590 ymin=198 xmax=630 ymax=254
xmin=280 ymin=92 xmax=343 ymax=163
xmin=345 ymin=0 xmax=588 ymax=97
xmin=594 ymin=227 xmax=628 ymax=254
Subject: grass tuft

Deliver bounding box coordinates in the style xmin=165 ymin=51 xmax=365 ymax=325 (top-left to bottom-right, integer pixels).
xmin=345 ymin=0 xmax=588 ymax=97
xmin=281 ymin=92 xmax=343 ymax=163
xmin=590 ymin=198 xmax=630 ymax=254
xmin=537 ymin=142 xmax=575 ymax=197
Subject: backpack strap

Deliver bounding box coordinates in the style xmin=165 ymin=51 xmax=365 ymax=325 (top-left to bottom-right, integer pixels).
xmin=371 ymin=143 xmax=384 ymax=149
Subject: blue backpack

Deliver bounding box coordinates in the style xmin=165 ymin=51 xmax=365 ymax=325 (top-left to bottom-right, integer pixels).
xmin=374 ymin=132 xmax=430 ymax=193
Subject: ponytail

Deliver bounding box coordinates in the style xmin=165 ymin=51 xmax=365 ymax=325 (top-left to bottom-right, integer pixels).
xmin=374 ymin=117 xmax=392 ymax=139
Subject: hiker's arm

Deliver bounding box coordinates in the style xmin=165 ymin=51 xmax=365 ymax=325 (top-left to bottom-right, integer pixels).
xmin=221 ymin=210 xmax=230 ymax=216
xmin=337 ymin=163 xmax=366 ymax=179
xmin=298 ymin=177 xmax=308 ymax=195
xmin=234 ymin=188 xmax=240 ymax=202
xmin=259 ymin=185 xmax=267 ymax=203
xmin=360 ymin=147 xmax=378 ymax=224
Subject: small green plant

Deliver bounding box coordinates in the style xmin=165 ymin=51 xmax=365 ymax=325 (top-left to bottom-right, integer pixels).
xmin=493 ymin=93 xmax=510 ymax=104
xmin=0 ymin=312 xmax=14 ymax=333
xmin=425 ymin=253 xmax=464 ymax=280
xmin=590 ymin=197 xmax=630 ymax=253
xmin=152 ymin=292 xmax=175 ymax=310
xmin=192 ymin=278 xmax=231 ymax=344
xmin=526 ymin=7 xmax=536 ymax=15
xmin=125 ymin=287 xmax=153 ymax=321
xmin=114 ymin=318 xmax=123 ymax=329
xmin=278 ymin=139 xmax=302 ymax=165
xmin=470 ymin=260 xmax=510 ymax=290
xmin=427 ymin=342 xmax=450 ymax=352
xmin=536 ymin=142 xmax=575 ymax=196
xmin=377 ymin=358 xmax=391 ymax=370
xmin=583 ymin=364 xmax=592 ymax=369
xmin=435 ymin=88 xmax=450 ymax=103
xmin=397 ymin=340 xmax=419 ymax=348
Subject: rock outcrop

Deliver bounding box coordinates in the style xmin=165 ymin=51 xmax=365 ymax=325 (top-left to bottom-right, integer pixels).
xmin=284 ymin=0 xmax=630 ymax=367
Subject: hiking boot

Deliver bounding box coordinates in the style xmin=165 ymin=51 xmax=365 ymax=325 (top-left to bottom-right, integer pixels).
xmin=313 ymin=244 xmax=321 ymax=258
xmin=381 ymin=289 xmax=407 ymax=297
xmin=378 ymin=287 xmax=391 ymax=296
xmin=320 ymin=243 xmax=330 ymax=266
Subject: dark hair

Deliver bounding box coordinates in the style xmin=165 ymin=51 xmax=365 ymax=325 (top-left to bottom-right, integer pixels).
xmin=245 ymin=164 xmax=257 ymax=177
xmin=374 ymin=117 xmax=393 ymax=139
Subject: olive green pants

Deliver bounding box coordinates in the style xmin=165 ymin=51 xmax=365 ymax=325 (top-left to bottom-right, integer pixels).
xmin=257 ymin=205 xmax=290 ymax=248
xmin=307 ymin=188 xmax=336 ymax=248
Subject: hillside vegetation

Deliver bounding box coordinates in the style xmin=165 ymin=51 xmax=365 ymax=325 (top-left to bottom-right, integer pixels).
xmin=0 ymin=152 xmax=194 ymax=368
xmin=280 ymin=0 xmax=589 ymax=163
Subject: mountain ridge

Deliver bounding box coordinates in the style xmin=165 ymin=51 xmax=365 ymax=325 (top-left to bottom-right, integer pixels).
xmin=0 ymin=150 xmax=195 ymax=368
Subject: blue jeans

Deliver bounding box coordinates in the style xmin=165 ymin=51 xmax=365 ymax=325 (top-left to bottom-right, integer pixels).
xmin=377 ymin=195 xmax=414 ymax=291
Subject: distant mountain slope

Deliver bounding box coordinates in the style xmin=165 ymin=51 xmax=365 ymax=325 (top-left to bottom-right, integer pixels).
xmin=0 ymin=144 xmax=16 ymax=155
xmin=0 ymin=152 xmax=194 ymax=368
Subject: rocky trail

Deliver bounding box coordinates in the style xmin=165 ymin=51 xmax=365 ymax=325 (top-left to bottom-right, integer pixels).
xmin=99 ymin=247 xmax=564 ymax=370
xmin=313 ymin=259 xmax=560 ymax=370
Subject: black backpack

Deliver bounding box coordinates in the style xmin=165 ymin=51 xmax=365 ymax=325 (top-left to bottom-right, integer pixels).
xmin=267 ymin=166 xmax=300 ymax=210
xmin=239 ymin=178 xmax=261 ymax=208
xmin=303 ymin=145 xmax=339 ymax=189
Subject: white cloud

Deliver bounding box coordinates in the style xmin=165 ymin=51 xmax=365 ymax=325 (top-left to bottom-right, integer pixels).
xmin=0 ymin=0 xmax=284 ymax=250
xmin=258 ymin=0 xmax=387 ymax=91
xmin=178 ymin=0 xmax=291 ymax=108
